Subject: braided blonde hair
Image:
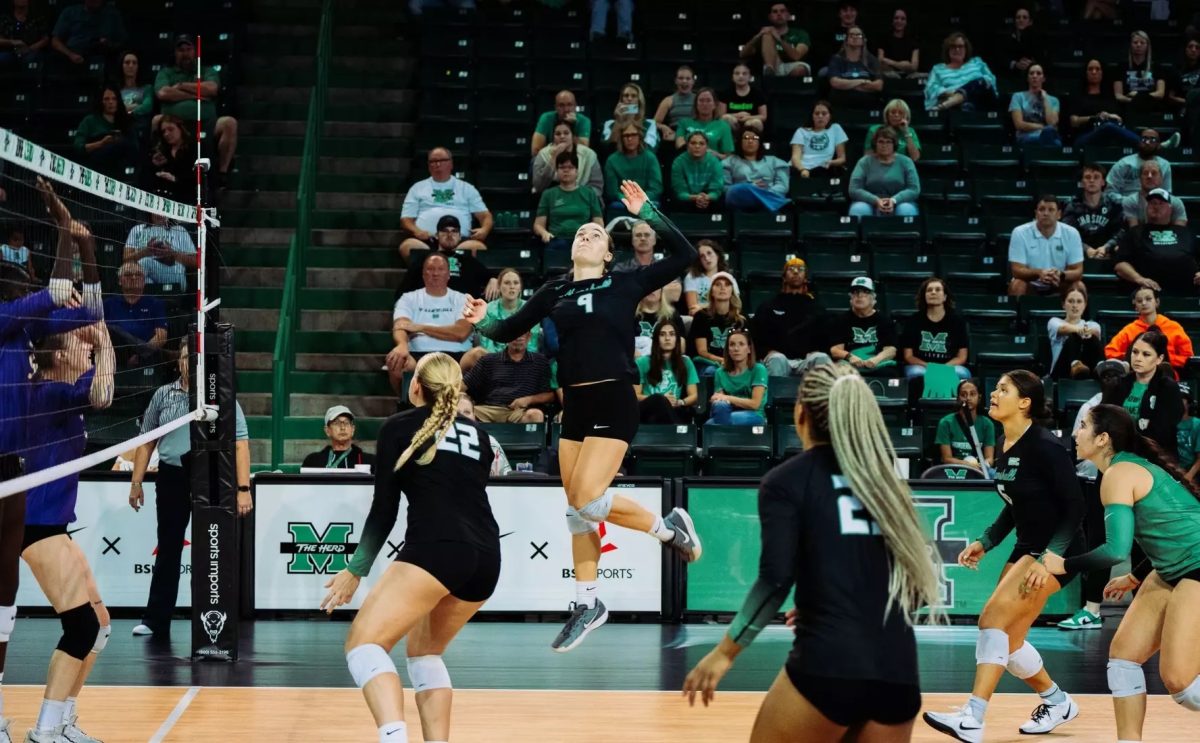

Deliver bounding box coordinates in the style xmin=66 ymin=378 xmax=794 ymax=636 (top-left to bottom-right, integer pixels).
xmin=798 ymin=363 xmax=942 ymax=622
xmin=394 ymin=353 xmax=464 ymax=470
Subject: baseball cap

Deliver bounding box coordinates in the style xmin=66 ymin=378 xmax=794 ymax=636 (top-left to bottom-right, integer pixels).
xmin=1095 ymin=359 xmax=1130 ymax=380
xmin=436 ymin=215 xmax=461 ymax=232
xmin=710 ymin=271 xmax=737 ymax=287
xmin=174 ymin=34 xmax=196 ymax=48
xmin=324 ymin=405 xmax=355 ymax=425
xmin=1147 ymin=187 xmax=1171 ymax=202
xmin=784 ymin=256 xmax=807 ymax=271
xmin=850 ymin=276 xmax=875 ymax=293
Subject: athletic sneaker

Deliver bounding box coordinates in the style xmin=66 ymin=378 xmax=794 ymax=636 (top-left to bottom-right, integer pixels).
xmin=23 ymin=728 xmax=67 ymax=743
xmin=550 ymin=599 xmax=608 ymax=653
xmin=663 ymin=507 xmax=702 ymax=562
xmin=1 ymin=716 xmax=13 ymax=743
xmin=61 ymin=715 xmax=102 ymax=743
xmin=131 ymin=624 xmax=153 ymax=636
xmin=1019 ymin=697 xmax=1079 ymax=734
xmin=923 ymin=705 xmax=984 ymax=743
xmin=1056 ymin=608 xmax=1102 ymax=631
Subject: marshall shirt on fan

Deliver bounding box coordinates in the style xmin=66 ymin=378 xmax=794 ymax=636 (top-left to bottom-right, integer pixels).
xmin=835 ymin=311 xmax=898 ymax=358
xmin=900 ymin=312 xmax=969 ymax=364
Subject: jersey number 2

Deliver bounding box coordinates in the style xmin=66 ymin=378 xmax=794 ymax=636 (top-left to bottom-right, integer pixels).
xmin=837 ymin=494 xmax=881 ymax=536
xmin=436 ymin=423 xmax=482 ymax=461
xmin=576 ymin=294 xmax=594 ymax=314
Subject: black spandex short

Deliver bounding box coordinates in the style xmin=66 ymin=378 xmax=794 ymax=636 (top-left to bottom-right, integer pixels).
xmin=396 ymin=541 xmax=500 ymax=602
xmin=784 ymin=667 xmax=922 ymax=727
xmin=22 ymin=523 xmax=67 ymax=552
xmin=561 ymin=380 xmax=639 ymax=444
xmin=1164 ymin=566 xmax=1200 ymax=588
xmin=1008 ymin=543 xmax=1080 ymax=589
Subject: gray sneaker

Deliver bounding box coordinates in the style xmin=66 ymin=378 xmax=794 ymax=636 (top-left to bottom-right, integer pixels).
xmin=1 ymin=716 xmax=13 ymax=743
xmin=550 ymin=599 xmax=608 ymax=653
xmin=24 ymin=728 xmax=68 ymax=743
xmin=663 ymin=507 xmax=702 ymax=562
xmin=61 ymin=715 xmax=101 ymax=743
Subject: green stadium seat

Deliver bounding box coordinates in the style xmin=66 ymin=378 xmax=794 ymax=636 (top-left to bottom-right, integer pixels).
xmin=480 ymin=422 xmax=547 ymax=460
xmin=940 ymin=254 xmax=1003 ymax=294
xmin=667 ymin=212 xmax=730 ymax=242
xmin=702 ymin=424 xmax=774 ymax=476
xmin=733 ymin=212 xmax=794 ymax=251
xmin=804 ymin=249 xmax=870 ymax=282
xmin=790 ymin=176 xmax=849 ymax=211
xmin=864 ymin=375 xmax=909 ymax=425
xmin=475 ymin=60 xmax=532 ymax=90
xmin=971 ymin=332 xmax=1039 ymax=375
xmin=773 ymin=423 xmax=804 ymax=460
xmin=1055 ymin=378 xmax=1100 ymax=414
xmin=796 ymin=213 xmax=858 ymax=251
xmin=860 ymin=215 xmax=923 ymax=254
xmin=629 ymin=424 xmax=699 ymax=476
xmin=477 ymin=28 xmax=532 ymax=60
xmin=961 ymin=306 xmax=1020 ymax=334
xmin=740 ymin=251 xmax=795 ymax=282
xmin=476 ymin=94 xmax=536 ymax=125
xmin=419 ymin=62 xmax=473 ymax=90
xmin=888 ymin=424 xmax=925 ymax=471
xmin=473 ymin=122 xmax=533 ymax=157
xmin=421 ymin=27 xmax=475 ymax=59
xmin=421 ymin=91 xmax=475 ymax=124
xmin=976 ymin=178 xmax=1036 ymax=217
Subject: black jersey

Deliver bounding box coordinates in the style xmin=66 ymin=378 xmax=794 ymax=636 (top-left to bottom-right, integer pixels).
xmin=477 ymin=208 xmax=695 ymax=386
xmin=761 ymin=445 xmax=918 ymax=683
xmin=984 ymin=425 xmax=1084 ymax=557
xmin=348 ymin=408 xmax=498 ymax=577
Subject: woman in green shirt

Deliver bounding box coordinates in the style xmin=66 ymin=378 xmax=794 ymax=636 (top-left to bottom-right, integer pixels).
xmin=73 ymin=85 xmax=138 ymax=178
xmin=671 ymin=132 xmax=725 ymax=212
xmin=460 ymin=268 xmax=542 ymax=372
xmin=707 ymin=330 xmax=768 ymax=425
xmin=603 ymin=121 xmax=663 ymax=212
xmin=1101 ymin=329 xmax=1183 ymax=455
xmin=534 ymin=150 xmax=605 ymax=255
xmin=1049 ymin=403 xmax=1200 ymax=741
xmin=119 ymin=51 xmax=153 ymax=141
xmin=935 ymin=378 xmax=996 ymax=472
xmin=635 ymin=321 xmax=699 ymax=424
xmin=673 ymin=88 xmax=734 ymax=157
xmin=864 ymin=98 xmax=922 ymax=161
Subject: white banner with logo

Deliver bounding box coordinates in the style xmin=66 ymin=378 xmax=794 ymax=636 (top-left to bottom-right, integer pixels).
xmin=253 ymin=479 xmax=664 ymax=612
xmin=17 ymin=480 xmax=192 ymax=609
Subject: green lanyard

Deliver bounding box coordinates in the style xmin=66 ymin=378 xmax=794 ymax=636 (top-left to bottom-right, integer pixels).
xmin=326 ymin=448 xmax=352 ymax=469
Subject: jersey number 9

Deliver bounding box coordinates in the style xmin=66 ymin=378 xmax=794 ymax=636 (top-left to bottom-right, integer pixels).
xmin=577 ymin=294 xmax=593 ymax=314
xmin=436 ymin=422 xmax=482 ymax=461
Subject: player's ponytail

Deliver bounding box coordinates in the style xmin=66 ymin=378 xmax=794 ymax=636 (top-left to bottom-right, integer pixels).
xmin=798 ymin=363 xmax=943 ymax=623
xmin=1089 ymin=403 xmax=1200 ymax=501
xmin=395 ymin=352 xmax=463 ymax=470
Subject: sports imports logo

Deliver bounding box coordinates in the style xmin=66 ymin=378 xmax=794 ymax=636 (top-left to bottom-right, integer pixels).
xmin=201 ymin=610 xmax=227 ymax=644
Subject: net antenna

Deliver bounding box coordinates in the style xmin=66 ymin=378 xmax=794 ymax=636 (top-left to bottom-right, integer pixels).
xmin=194 ymin=33 xmax=218 ymax=426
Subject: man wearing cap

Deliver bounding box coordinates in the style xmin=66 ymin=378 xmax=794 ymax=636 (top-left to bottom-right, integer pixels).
xmin=301 ymin=407 xmax=376 ymax=471
xmin=1113 ymin=190 xmax=1200 ymax=294
xmin=395 ymin=215 xmax=497 ymax=300
xmin=153 ymin=34 xmax=238 ymax=181
xmin=1007 ymin=194 xmax=1084 ymax=296
xmin=749 ymin=257 xmax=830 ymax=376
xmin=1122 ymin=163 xmax=1188 ymax=226
xmin=829 ymin=276 xmax=898 ymax=371
xmin=50 ymin=0 xmax=125 ymax=68
xmin=1106 ymin=128 xmax=1174 ymax=197
xmin=400 ymin=147 xmax=493 ymax=260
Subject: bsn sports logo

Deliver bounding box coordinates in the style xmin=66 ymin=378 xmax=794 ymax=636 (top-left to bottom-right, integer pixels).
xmin=281 ymin=522 xmax=358 ymax=574
xmin=562 ymin=523 xmax=634 ymax=579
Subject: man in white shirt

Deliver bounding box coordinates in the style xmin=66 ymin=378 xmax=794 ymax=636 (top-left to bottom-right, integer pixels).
xmin=122 ymin=213 xmax=197 ymax=286
xmin=385 ymin=253 xmax=474 ymax=392
xmin=399 ymin=147 xmax=493 ymax=261
xmin=1008 ymin=194 xmax=1084 ymax=296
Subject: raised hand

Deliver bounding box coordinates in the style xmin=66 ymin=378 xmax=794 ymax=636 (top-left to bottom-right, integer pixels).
xmin=462 ymin=294 xmax=488 ymax=324
xmin=620 ymin=180 xmax=649 ymax=216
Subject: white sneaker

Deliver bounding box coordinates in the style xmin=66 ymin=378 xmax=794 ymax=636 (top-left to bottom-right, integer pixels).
xmin=923 ymin=705 xmax=984 ymax=743
xmin=131 ymin=624 xmax=153 ymax=636
xmin=1019 ymin=696 xmax=1079 ymax=734
xmin=61 ymin=715 xmax=101 ymax=743
xmin=1 ymin=716 xmax=13 ymax=743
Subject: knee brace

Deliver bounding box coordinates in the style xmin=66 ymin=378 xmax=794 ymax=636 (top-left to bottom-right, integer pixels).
xmin=0 ymin=604 xmax=14 ymax=643
xmin=56 ymin=603 xmax=99 ymax=661
xmin=92 ymin=624 xmax=111 ymax=654
xmin=406 ymin=654 xmax=452 ymax=692
xmin=565 ymin=506 xmax=598 ymax=536
xmin=1007 ymin=641 xmax=1044 ymax=679
xmin=346 ymin=643 xmax=397 ymax=689
xmin=577 ymin=490 xmax=614 ymax=524
xmin=1107 ymin=659 xmax=1147 ymax=698
xmin=1171 ymin=675 xmax=1200 ymax=711
xmin=975 ymin=628 xmax=1010 ymax=667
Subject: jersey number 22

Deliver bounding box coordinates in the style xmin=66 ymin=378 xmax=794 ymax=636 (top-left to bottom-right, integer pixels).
xmin=436 ymin=423 xmax=482 ymax=461
xmin=838 ymin=494 xmax=882 ymax=536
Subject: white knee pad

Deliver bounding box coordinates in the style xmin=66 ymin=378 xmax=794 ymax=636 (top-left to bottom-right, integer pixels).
xmin=92 ymin=625 xmax=111 ymax=653
xmin=346 ymin=643 xmax=398 ymax=689
xmin=1171 ymin=675 xmax=1200 ymax=711
xmin=975 ymin=628 xmax=1010 ymax=667
xmin=565 ymin=506 xmax=598 ymax=536
xmin=1107 ymin=659 xmax=1147 ymax=698
xmin=406 ymin=654 xmax=452 ymax=692
xmin=1007 ymin=641 xmax=1044 ymax=679
xmin=0 ymin=604 xmax=14 ymax=642
xmin=577 ymin=490 xmax=614 ymax=523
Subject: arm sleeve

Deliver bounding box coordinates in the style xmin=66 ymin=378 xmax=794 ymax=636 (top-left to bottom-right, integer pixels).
xmin=635 ymin=205 xmax=700 ymax=290
xmin=892 ymin=158 xmax=920 ymax=203
xmin=645 ymin=152 xmax=664 ymax=202
xmin=979 ymin=505 xmax=1015 ymax=551
xmin=1045 ymin=445 xmax=1086 ymax=556
xmin=0 ymin=290 xmax=56 ymax=340
xmin=705 ymin=158 xmax=724 ymax=199
xmin=531 ymin=150 xmax=554 ymax=192
xmin=1063 ymin=504 xmax=1134 ymax=572
xmin=603 ymin=157 xmax=620 ymax=202
xmin=722 ymin=157 xmax=735 ymax=187
xmin=475 ymin=282 xmax=557 ymax=343
xmin=348 ymin=420 xmax=404 ymax=577
xmin=670 ymin=157 xmax=690 ymax=200
xmin=848 ymin=158 xmax=873 ymax=203
xmin=729 ymin=477 xmax=799 ymax=647
xmin=28 ymin=304 xmax=100 ymax=340
xmin=769 ymin=157 xmax=790 ymax=195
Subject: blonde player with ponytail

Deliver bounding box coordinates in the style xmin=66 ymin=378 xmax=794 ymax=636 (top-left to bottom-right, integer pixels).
xmin=321 ymin=353 xmax=502 ymax=743
xmin=684 ymin=363 xmax=940 ymax=742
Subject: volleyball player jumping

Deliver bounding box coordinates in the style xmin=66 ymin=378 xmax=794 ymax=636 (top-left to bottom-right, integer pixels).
xmin=683 ymin=364 xmax=941 ymax=742
xmin=925 ymin=370 xmax=1087 ymax=742
xmin=461 ymin=180 xmax=702 ymax=652
xmin=1044 ymin=403 xmax=1200 ymax=742
xmin=321 ymin=353 xmax=499 ymax=743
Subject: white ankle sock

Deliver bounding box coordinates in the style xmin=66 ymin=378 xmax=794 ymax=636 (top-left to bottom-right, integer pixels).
xmin=966 ymin=695 xmax=988 ymax=721
xmin=377 ymin=720 xmax=406 ymax=742
xmin=1085 ymin=601 xmax=1101 ymax=615
xmin=576 ymin=581 xmax=598 ymax=608
xmin=649 ymin=514 xmax=674 ymax=543
xmin=63 ymin=697 xmax=76 ymax=721
xmin=35 ymin=699 xmax=67 ymax=732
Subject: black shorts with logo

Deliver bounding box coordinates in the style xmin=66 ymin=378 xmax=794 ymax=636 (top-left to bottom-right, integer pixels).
xmin=784 ymin=667 xmax=923 ymax=727
xmin=396 ymin=540 xmax=500 ymax=602
xmin=561 ymin=380 xmax=639 ymax=444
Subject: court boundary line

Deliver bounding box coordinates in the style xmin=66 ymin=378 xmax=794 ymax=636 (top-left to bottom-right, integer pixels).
xmin=148 ymin=685 xmax=200 ymax=743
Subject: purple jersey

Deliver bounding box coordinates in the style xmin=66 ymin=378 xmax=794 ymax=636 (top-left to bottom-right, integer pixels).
xmin=25 ymin=369 xmax=94 ymax=525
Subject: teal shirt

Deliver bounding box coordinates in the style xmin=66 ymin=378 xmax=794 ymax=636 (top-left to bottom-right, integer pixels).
xmin=674 ymin=117 xmax=734 ymax=155
xmin=1124 ymin=382 xmax=1148 ymax=420
xmin=1178 ymin=417 xmax=1200 ymax=470
xmin=848 ymin=154 xmax=921 ymax=204
xmin=535 ymin=110 xmax=592 ymax=140
xmin=480 ymin=300 xmax=541 ymax=353
xmin=671 ymin=151 xmax=725 ymax=201
xmin=1112 ymin=451 xmax=1200 ymax=581
xmin=865 ymin=124 xmax=921 ymax=158
xmin=73 ymin=114 xmax=122 ymax=153
xmin=636 ymin=355 xmax=699 ymax=399
xmin=536 ymin=186 xmax=603 ymax=238
xmin=934 ymin=413 xmax=996 ymax=461
xmin=714 ymin=363 xmax=769 ymax=413
xmin=603 ymin=150 xmax=664 ymax=204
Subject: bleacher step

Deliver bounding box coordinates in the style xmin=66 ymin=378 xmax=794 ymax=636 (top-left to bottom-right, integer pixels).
xmin=300 ymin=309 xmax=392 ymax=332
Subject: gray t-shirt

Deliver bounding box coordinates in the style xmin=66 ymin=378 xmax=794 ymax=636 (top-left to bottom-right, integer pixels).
xmin=140 ymin=380 xmax=249 ymax=466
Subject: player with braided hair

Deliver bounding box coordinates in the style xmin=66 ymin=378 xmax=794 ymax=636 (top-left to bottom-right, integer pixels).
xmin=321 ymin=352 xmax=499 ymax=743
xmin=684 ymin=363 xmax=941 ymax=741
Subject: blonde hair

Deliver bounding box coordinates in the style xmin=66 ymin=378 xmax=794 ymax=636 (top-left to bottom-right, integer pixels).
xmin=882 ymin=98 xmax=911 ymax=123
xmin=797 ymin=364 xmax=942 ymax=622
xmin=638 ymin=287 xmax=677 ymax=324
xmin=394 ymin=353 xmax=464 ymax=470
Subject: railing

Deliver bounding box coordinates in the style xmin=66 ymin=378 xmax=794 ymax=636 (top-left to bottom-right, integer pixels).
xmin=271 ymin=0 xmax=333 ymax=468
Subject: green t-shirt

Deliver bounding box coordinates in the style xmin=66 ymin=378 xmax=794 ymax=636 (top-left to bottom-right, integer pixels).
xmin=714 ymin=363 xmax=769 ymax=413
xmin=535 ymin=110 xmax=593 ymax=140
xmin=1177 ymin=417 xmax=1200 ymax=470
xmin=674 ymin=117 xmax=734 ymax=155
xmin=1124 ymin=382 xmax=1149 ymax=420
xmin=636 ymin=355 xmax=699 ymax=399
xmin=536 ymin=186 xmax=603 ymax=239
xmin=154 ymin=65 xmax=221 ymax=123
xmin=865 ymin=123 xmax=921 ymax=158
xmin=72 ymin=113 xmax=121 ymax=153
xmin=480 ymin=299 xmax=541 ymax=354
xmin=935 ymin=413 xmax=996 ymax=461
xmin=775 ymin=27 xmax=811 ymax=53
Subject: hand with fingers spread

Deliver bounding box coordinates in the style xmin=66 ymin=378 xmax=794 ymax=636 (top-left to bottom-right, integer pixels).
xmin=683 ymin=644 xmax=736 ymax=708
